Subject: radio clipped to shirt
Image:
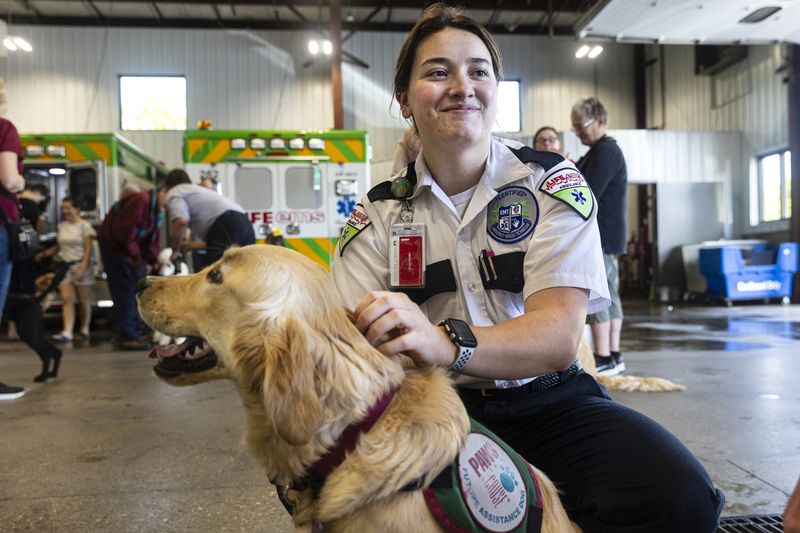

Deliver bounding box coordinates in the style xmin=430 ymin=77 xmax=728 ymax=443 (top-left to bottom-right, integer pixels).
xmin=389 ymin=223 xmax=425 ymax=289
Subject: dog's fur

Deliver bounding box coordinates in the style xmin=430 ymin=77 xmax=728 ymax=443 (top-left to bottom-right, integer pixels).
xmin=137 ymin=245 xmax=575 ymax=533
xmin=5 ymin=273 xmax=62 ymax=382
xmin=577 ymin=335 xmax=685 ymax=392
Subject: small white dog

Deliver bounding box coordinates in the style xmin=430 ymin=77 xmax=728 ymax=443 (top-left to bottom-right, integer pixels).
xmin=152 ymin=248 xmax=189 ymax=347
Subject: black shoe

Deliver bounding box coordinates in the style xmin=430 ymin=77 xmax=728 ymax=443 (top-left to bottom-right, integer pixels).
xmin=594 ymin=354 xmax=620 ymax=376
xmin=611 ymin=351 xmax=626 ymax=373
xmin=0 ymin=382 xmax=26 ymax=400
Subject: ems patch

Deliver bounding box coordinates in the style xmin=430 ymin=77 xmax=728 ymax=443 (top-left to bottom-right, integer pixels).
xmin=338 ymin=203 xmax=370 ymax=256
xmin=459 ymin=432 xmax=529 ymax=532
xmin=487 ymin=186 xmax=538 ymax=244
xmin=539 ymin=169 xmax=594 ymax=220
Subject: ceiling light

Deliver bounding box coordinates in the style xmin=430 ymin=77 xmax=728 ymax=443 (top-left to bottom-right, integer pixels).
xmin=49 ymin=168 xmax=66 ymax=175
xmin=308 ymin=39 xmax=319 ymax=55
xmin=575 ymin=45 xmax=590 ymax=58
xmin=588 ymin=45 xmax=604 ymax=59
xmin=322 ymin=40 xmax=332 ymax=55
xmin=13 ymin=37 xmax=32 ymax=52
xmin=739 ymin=6 xmax=781 ymax=23
xmin=3 ymin=38 xmax=17 ymax=51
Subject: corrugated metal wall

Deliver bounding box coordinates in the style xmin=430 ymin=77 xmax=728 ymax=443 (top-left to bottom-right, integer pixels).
xmin=645 ymin=44 xmax=789 ymax=237
xmin=1 ymin=25 xmax=636 ymax=177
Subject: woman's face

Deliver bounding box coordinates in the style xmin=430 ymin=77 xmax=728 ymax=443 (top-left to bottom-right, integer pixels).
xmin=61 ymin=201 xmax=78 ymax=220
xmin=398 ymin=27 xmax=498 ymax=151
xmin=534 ymin=130 xmax=562 ymax=154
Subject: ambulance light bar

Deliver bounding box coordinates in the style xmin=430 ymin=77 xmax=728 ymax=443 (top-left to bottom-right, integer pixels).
xmin=270 ymin=138 xmax=286 ymax=150
xmin=46 ymin=145 xmax=66 ymax=157
xmin=308 ymin=138 xmax=325 ymax=150
xmin=250 ymin=138 xmax=266 ymax=150
xmin=25 ymin=145 xmax=44 ymax=157
xmin=289 ymin=138 xmax=304 ymax=150
xmin=230 ymin=138 xmax=247 ymax=150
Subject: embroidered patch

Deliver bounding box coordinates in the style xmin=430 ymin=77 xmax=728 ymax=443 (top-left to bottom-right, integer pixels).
xmin=338 ymin=203 xmax=370 ymax=256
xmin=487 ymin=186 xmax=538 ymax=244
xmin=539 ymin=169 xmax=594 ymax=220
xmin=458 ymin=432 xmax=529 ymax=532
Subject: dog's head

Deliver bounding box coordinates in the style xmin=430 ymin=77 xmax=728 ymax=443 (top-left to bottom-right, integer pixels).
xmin=137 ymin=244 xmax=380 ymax=446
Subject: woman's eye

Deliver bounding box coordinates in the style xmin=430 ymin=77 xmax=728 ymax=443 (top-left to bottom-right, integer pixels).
xmin=473 ymin=69 xmax=489 ymax=78
xmin=429 ymin=69 xmax=447 ymax=78
xmin=206 ymin=268 xmax=223 ymax=284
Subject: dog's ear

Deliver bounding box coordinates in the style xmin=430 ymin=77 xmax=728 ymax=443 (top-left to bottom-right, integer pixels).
xmin=262 ymin=316 xmax=324 ymax=446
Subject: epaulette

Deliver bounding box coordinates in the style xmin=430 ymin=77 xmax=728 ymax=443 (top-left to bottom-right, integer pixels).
xmin=507 ymin=146 xmax=565 ymax=172
xmin=367 ymin=162 xmax=419 ymax=202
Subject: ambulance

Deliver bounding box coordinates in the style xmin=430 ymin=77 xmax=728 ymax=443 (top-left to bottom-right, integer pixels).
xmin=183 ymin=129 xmax=370 ymax=269
xmin=20 ymin=132 xmax=167 ymax=227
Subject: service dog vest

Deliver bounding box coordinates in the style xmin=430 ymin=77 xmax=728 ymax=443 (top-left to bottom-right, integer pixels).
xmin=423 ymin=418 xmax=544 ymax=533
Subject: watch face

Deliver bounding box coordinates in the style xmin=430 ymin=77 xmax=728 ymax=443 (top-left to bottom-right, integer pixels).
xmin=448 ymin=319 xmax=477 ymax=348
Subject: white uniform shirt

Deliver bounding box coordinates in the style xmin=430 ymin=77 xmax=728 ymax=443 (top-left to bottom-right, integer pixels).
xmin=332 ymin=138 xmax=610 ymax=389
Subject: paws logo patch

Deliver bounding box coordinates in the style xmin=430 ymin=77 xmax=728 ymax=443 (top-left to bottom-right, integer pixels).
xmin=539 ymin=169 xmax=594 ymax=220
xmin=487 ymin=186 xmax=538 ymax=244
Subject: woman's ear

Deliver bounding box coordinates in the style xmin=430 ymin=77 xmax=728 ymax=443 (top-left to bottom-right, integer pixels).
xmin=396 ymin=91 xmax=412 ymax=119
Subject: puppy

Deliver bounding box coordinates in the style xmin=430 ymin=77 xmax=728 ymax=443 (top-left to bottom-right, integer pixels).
xmin=152 ymin=247 xmax=189 ymax=347
xmin=137 ymin=245 xmax=576 ymax=533
xmin=5 ymin=287 xmax=62 ymax=382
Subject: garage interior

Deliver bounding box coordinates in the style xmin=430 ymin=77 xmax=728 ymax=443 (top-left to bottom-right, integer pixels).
xmin=1 ymin=1 xmax=799 ymax=532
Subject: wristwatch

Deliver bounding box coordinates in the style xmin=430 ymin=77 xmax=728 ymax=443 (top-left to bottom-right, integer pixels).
xmin=440 ymin=318 xmax=477 ymax=372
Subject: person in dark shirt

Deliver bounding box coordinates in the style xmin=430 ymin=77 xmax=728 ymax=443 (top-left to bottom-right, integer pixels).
xmin=97 ymin=186 xmax=167 ymax=350
xmin=572 ymin=97 xmax=628 ymax=376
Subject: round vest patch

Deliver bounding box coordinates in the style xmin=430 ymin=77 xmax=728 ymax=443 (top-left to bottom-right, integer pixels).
xmin=487 ymin=186 xmax=538 ymax=244
xmin=458 ymin=432 xmax=529 ymax=532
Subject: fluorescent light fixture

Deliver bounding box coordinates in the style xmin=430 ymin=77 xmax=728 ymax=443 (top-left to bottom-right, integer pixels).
xmin=3 ymin=38 xmax=17 ymax=51
xmin=575 ymin=45 xmax=590 ymax=58
xmin=97 ymin=300 xmax=114 ymax=308
xmin=739 ymin=6 xmax=781 ymax=23
xmin=322 ymin=40 xmax=332 ymax=55
xmin=588 ymin=45 xmax=604 ymax=59
xmin=49 ymin=168 xmax=66 ymax=175
xmin=308 ymin=39 xmax=319 ymax=55
xmin=13 ymin=37 xmax=32 ymax=52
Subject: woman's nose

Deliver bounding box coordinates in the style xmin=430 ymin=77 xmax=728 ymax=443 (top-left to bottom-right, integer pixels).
xmin=448 ymin=72 xmax=474 ymax=98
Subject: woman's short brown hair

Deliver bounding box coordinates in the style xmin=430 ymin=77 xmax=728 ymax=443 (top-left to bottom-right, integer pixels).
xmin=393 ymin=3 xmax=503 ymax=100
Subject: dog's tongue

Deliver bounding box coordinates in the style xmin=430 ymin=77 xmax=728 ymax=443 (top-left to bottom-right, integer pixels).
xmin=149 ymin=338 xmax=194 ymax=360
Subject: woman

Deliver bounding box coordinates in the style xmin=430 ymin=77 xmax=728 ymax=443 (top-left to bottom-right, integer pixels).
xmin=0 ymin=76 xmax=28 ymax=400
xmin=41 ymin=196 xmax=95 ymax=342
xmin=533 ymin=125 xmax=563 ymax=154
xmin=331 ymin=4 xmax=724 ymax=531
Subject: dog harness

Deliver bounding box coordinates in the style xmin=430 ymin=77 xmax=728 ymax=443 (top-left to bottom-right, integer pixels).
xmin=422 ymin=418 xmax=544 ymax=533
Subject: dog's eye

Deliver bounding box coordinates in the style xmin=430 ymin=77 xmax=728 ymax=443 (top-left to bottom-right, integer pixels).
xmin=206 ymin=268 xmax=223 ymax=285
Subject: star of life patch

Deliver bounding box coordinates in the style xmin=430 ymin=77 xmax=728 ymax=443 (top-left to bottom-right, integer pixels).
xmin=338 ymin=203 xmax=370 ymax=256
xmin=487 ymin=186 xmax=538 ymax=244
xmin=538 ymin=168 xmax=594 ymax=220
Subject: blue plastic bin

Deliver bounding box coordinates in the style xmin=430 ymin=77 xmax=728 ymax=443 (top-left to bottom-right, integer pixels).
xmin=699 ymin=242 xmax=798 ymax=301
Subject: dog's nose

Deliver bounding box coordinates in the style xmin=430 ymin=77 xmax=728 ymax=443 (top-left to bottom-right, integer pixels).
xmin=136 ymin=276 xmax=152 ymax=294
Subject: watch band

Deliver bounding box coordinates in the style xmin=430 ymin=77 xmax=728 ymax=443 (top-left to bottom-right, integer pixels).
xmin=449 ymin=344 xmax=475 ymax=372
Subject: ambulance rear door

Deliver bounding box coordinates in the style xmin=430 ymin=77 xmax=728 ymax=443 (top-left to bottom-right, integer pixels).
xmin=66 ymin=160 xmax=106 ymax=225
xmin=227 ymin=162 xmax=278 ymax=243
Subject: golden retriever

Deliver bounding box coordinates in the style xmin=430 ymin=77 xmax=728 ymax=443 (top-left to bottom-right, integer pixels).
xmin=577 ymin=336 xmax=685 ymax=393
xmin=136 ymin=245 xmax=575 ymax=533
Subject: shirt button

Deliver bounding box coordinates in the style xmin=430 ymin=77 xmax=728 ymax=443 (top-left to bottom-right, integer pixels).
xmin=467 ymin=283 xmax=476 ymax=292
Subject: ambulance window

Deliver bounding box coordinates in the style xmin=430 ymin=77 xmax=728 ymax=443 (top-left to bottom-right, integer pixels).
xmin=285 ymin=167 xmax=322 ymax=209
xmin=234 ymin=167 xmax=273 ymax=209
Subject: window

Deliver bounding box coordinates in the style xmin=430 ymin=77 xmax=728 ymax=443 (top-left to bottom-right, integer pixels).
xmin=752 ymin=149 xmax=791 ymax=225
xmin=493 ymin=80 xmax=521 ymax=133
xmin=119 ymin=75 xmax=187 ymax=131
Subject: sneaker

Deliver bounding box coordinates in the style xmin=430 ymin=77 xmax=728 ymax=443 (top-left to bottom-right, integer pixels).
xmin=0 ymin=382 xmax=26 ymax=401
xmin=51 ymin=333 xmax=73 ymax=343
xmin=611 ymin=352 xmax=626 ymax=373
xmin=594 ymin=354 xmax=620 ymax=376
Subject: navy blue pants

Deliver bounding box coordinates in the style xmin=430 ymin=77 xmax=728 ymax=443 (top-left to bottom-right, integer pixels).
xmin=99 ymin=239 xmax=147 ymax=342
xmin=459 ymin=371 xmax=725 ymax=533
xmin=195 ymin=211 xmax=255 ymax=271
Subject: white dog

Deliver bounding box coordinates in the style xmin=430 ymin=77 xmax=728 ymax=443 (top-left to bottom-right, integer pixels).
xmin=152 ymin=248 xmax=189 ymax=347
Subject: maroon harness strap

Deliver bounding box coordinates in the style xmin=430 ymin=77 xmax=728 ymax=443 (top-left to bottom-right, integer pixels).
xmin=305 ymin=388 xmax=397 ymax=495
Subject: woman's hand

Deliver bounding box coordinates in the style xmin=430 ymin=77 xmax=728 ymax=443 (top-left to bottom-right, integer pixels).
xmin=74 ymin=265 xmax=87 ymax=281
xmin=353 ymin=290 xmax=457 ymax=368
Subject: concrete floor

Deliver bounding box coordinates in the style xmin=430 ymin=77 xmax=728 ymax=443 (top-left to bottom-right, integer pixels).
xmin=1 ymin=300 xmax=799 ymax=532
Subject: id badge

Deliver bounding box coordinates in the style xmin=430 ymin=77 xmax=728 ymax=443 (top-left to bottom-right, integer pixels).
xmin=389 ymin=223 xmax=425 ymax=289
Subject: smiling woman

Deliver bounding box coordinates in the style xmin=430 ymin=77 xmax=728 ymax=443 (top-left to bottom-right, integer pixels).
xmin=330 ymin=3 xmax=726 ymax=532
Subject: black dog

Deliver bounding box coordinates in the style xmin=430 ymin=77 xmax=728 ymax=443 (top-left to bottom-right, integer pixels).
xmin=5 ymin=293 xmax=62 ymax=382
